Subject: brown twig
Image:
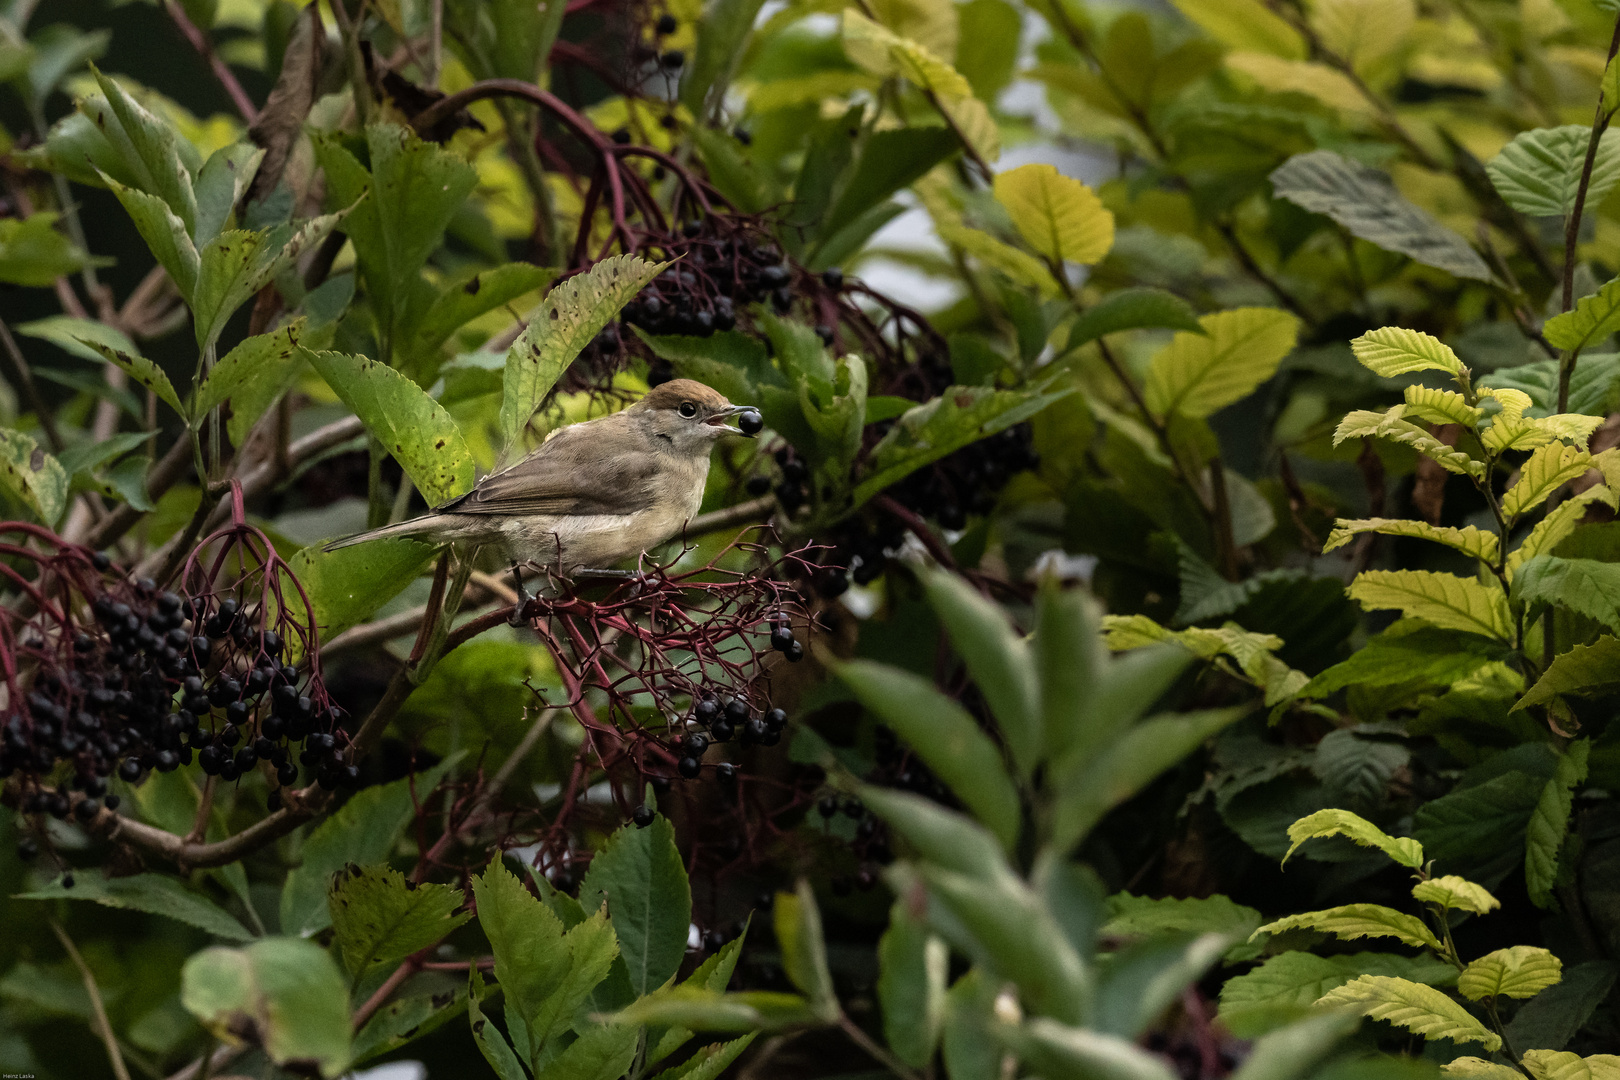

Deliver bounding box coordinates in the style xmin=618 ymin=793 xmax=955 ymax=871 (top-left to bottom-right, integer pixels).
xmin=164 ymin=1 xmax=258 ymax=123
xmin=50 ymin=919 xmax=133 ymax=1080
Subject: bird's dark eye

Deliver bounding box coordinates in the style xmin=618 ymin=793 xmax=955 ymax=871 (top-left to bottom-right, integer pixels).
xmin=679 ymin=402 xmax=697 ymax=418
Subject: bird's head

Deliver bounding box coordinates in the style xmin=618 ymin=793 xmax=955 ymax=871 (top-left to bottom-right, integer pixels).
xmin=631 ymin=379 xmax=762 ymax=454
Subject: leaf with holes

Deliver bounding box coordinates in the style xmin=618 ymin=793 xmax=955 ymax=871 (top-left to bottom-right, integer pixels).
xmin=1458 ymin=947 xmax=1563 ymax=1001
xmin=1487 ymin=127 xmax=1620 ymax=218
xmin=1316 ymin=975 xmax=1500 ymax=1050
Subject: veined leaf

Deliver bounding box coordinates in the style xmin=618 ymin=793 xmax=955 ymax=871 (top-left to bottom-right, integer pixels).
xmin=191 ymin=212 xmax=345 ymax=349
xmin=1525 ymin=740 xmax=1590 ymax=910
xmin=937 ymin=222 xmax=1061 ymax=297
xmin=1282 ymin=809 xmax=1424 ymax=868
xmin=1481 ymin=353 xmax=1620 ymax=418
xmin=1521 ymin=1051 xmax=1620 ymax=1080
xmin=1487 ymin=126 xmax=1620 ymax=218
xmin=1404 ymin=385 xmax=1482 ymax=426
xmin=1351 ymin=327 xmax=1465 ymax=379
xmin=1545 ymin=276 xmax=1620 ymax=354
xmin=1458 ymin=947 xmax=1563 ymax=1001
xmin=1227 ymin=53 xmax=1372 ymax=115
xmin=1517 ymin=635 xmax=1620 ymax=710
xmin=328 ymin=864 xmax=471 ymax=976
xmin=1482 ymin=411 xmax=1604 ymax=455
xmin=0 ymin=428 xmax=69 ymax=525
xmin=992 ymin=163 xmax=1114 ymax=265
xmin=1299 ymin=624 xmax=1505 ymax=698
xmin=1315 ymin=975 xmax=1501 ymax=1051
xmin=1508 ymin=486 xmax=1619 ymax=575
xmin=1066 ymin=288 xmax=1205 ymax=349
xmin=1332 ymin=406 xmax=1483 ymax=476
xmin=501 ymin=255 xmax=664 ymax=451
xmin=182 ymin=938 xmax=353 ymax=1076
xmin=1169 ymin=0 xmax=1306 ymax=58
xmin=1324 ymin=519 xmax=1498 ymax=563
xmin=1411 ymin=876 xmax=1499 ymax=916
xmin=1503 ymin=444 xmax=1593 ymax=523
xmin=1311 ymin=0 xmax=1415 ymax=70
xmin=0 ymin=212 xmax=100 ymax=286
xmin=98 ymin=172 xmax=200 ymax=302
xmin=88 ymin=67 xmax=198 ymax=232
xmin=1252 ymin=904 xmax=1444 ymax=952
xmin=71 ymin=335 xmax=184 ymax=418
xmin=1443 ymin=1059 xmax=1522 ymax=1080
xmin=15 ymin=872 xmax=254 ymax=941
xmin=1514 ymin=557 xmax=1620 ymax=637
xmin=1219 ymin=951 xmax=1457 ymax=1038
xmin=1347 ymin=570 xmax=1512 ymax=641
xmin=577 ymin=814 xmax=692 ymax=998
xmin=195 ymin=319 xmax=306 ymax=417
xmin=1143 ymin=307 xmax=1301 ymax=419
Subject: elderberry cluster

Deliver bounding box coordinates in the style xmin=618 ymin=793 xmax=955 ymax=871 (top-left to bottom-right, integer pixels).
xmin=617 ymin=227 xmax=802 ymax=345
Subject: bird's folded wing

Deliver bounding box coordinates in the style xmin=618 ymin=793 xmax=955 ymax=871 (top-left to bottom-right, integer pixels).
xmin=435 ymin=426 xmax=661 ymax=517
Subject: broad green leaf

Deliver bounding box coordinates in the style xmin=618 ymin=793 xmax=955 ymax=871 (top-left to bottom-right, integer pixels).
xmin=1503 ymin=444 xmax=1593 ymax=522
xmin=1333 ymin=406 xmax=1483 ymax=476
xmin=1270 ymin=151 xmax=1494 ymax=281
xmin=922 ymin=569 xmax=1040 ymax=779
xmin=195 ymin=319 xmax=306 ymax=417
xmin=877 ymin=901 xmax=947 ymax=1067
xmin=353 ymin=986 xmax=469 ymax=1064
xmin=838 ymin=660 xmax=1021 ymax=852
xmin=1310 ymin=0 xmax=1415 ymax=69
xmin=191 ymin=141 xmax=263 ymax=245
xmin=73 ymin=334 xmax=185 ymax=418
xmin=444 ymin=0 xmax=568 ymax=83
xmin=1315 ymin=975 xmax=1500 ymax=1050
xmin=578 ymin=814 xmax=692 ymax=998
xmin=469 ymin=967 xmax=528 ymax=1080
xmin=1102 ymin=892 xmax=1262 ymax=944
xmin=993 ymin=1017 xmax=1178 ymax=1080
xmin=1170 ymin=0 xmax=1306 ymax=58
xmin=818 ymin=125 xmax=963 ymax=251
xmin=937 ymin=222 xmax=1061 ymax=297
xmin=89 ymin=67 xmax=198 ymax=231
xmin=1066 ymin=287 xmax=1205 ymax=349
xmin=1226 ymin=1009 xmax=1364 ymax=1080
xmin=1350 ymin=327 xmax=1465 ymax=379
xmin=1481 ymin=396 xmax=1604 ymax=454
xmin=852 ymin=381 xmax=1073 ymax=506
xmin=1346 ymin=570 xmax=1511 ymax=641
xmin=98 ymin=172 xmax=200 ymax=301
xmin=1415 ymin=763 xmax=1553 ymax=875
xmin=1411 ymin=876 xmax=1499 ymax=915
xmin=775 ymin=881 xmax=837 ymax=1021
xmin=400 ymin=262 xmax=556 ymax=374
xmin=1101 ymin=615 xmax=1304 ymax=704
xmin=328 ymin=863 xmax=470 ymax=976
xmin=1403 ymin=385 xmax=1482 ymax=426
xmin=942 ymin=969 xmax=999 ymax=1080
xmin=1522 ymin=1051 xmax=1620 ymax=1080
xmin=181 ymin=938 xmax=352 ymax=1076
xmin=854 ymin=785 xmax=1014 ymax=883
xmin=191 ymin=213 xmax=345 ymax=349
xmin=532 ymin=907 xmax=619 ymax=1062
xmin=1324 ymin=519 xmax=1498 ymax=563
xmin=992 ymin=163 xmax=1114 ymax=265
xmin=0 ymin=212 xmax=98 ymax=286
xmin=15 ymin=872 xmax=253 ymax=941
xmin=1035 ymin=582 xmax=1111 ymax=763
xmin=14 ymin=315 xmax=138 ymax=363
xmin=500 ymin=254 xmax=664 ymax=450
xmin=1515 ymin=557 xmax=1620 ymax=636
xmin=1509 ymin=487 xmax=1619 ymax=575
xmin=842 ymin=10 xmax=968 ymax=94
xmin=1219 ymin=951 xmax=1456 ymax=1038
xmin=1481 ymin=354 xmax=1620 ymax=419
xmin=1486 ymin=126 xmax=1620 ymax=217
xmin=1525 ymin=740 xmax=1590 ymax=909
xmin=608 ymin=987 xmax=820 ymax=1031
xmin=1143 ymin=307 xmax=1301 ymax=419
xmin=1517 ymin=635 xmax=1620 ymax=710
xmin=306 ymin=349 xmax=475 ymax=505
xmin=1048 ymin=706 xmax=1248 ymax=853
xmin=1282 ymin=809 xmax=1424 ymax=868
xmin=1251 ymin=904 xmax=1444 ymax=952
xmin=532 ymin=1021 xmax=639 ymax=1080
xmin=1504 ymin=961 xmax=1616 ymax=1055
xmin=1605 ymin=53 xmax=1620 ymax=118
xmin=0 ymin=428 xmax=69 ymax=525
xmin=280 ymin=758 xmax=458 ymax=936
xmin=647 ymin=1034 xmax=758 ymax=1080
xmin=1094 ymin=932 xmax=1232 ymax=1038
xmin=1300 ymin=624 xmax=1505 ymax=697
xmin=1458 ymin=947 xmax=1562 ymax=1001
xmin=289 ymin=538 xmax=437 ymax=639
xmin=1545 ymin=276 xmax=1620 ymax=353
xmin=470 ymin=858 xmax=568 ymax=1038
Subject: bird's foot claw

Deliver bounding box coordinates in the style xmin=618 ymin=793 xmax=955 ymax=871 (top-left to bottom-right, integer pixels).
xmin=507 ymin=599 xmax=532 ymax=627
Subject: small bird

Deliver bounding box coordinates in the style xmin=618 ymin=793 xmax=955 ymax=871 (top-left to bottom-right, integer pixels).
xmin=325 ymin=379 xmax=761 ymax=614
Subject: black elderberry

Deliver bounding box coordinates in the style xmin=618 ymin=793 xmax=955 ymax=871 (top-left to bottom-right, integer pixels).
xmin=155 ymin=750 xmax=179 ymax=772
xmin=632 ymin=804 xmax=655 ymax=828
xmin=218 ymin=760 xmax=240 ymax=782
xmin=191 ymin=637 xmax=211 ymax=664
xmin=261 ymin=714 xmax=286 ymax=740
xmin=209 ymin=678 xmax=241 ymax=707
xmin=254 ymin=736 xmax=274 ymax=757
xmin=655 ymin=12 xmax=677 ymax=34
xmin=841 ymin=797 xmax=864 ymax=818
xmin=316 ymin=764 xmax=340 ymax=790
xmin=118 ymin=758 xmax=142 ymax=782
xmin=744 ymin=717 xmax=767 ymax=743
xmin=760 ymin=264 xmax=789 ymax=287
xmin=784 ymin=641 xmax=804 ymax=663
xmin=660 ymin=49 xmax=684 ymax=68
xmin=818 ymin=795 xmax=838 ymax=818
xmin=611 ymin=127 xmax=632 ymax=144
xmin=770 ymin=626 xmax=795 ymax=652
xmin=219 ymin=724 xmax=241 ymax=748
xmin=261 ymin=630 xmax=283 ymax=658
xmin=723 ymin=698 xmax=749 ymax=725
xmin=198 ymin=745 xmax=223 ymax=774
xmin=677 ymin=756 xmax=702 ymax=779
xmin=340 ymin=764 xmax=360 ymax=788
xmin=821 ymin=267 xmax=844 ymax=289
xmin=710 ymin=718 xmax=734 ymax=742
xmin=737 ymin=409 xmax=763 ymax=435
xmin=73 ymin=798 xmax=99 ymax=822
xmin=277 ymin=761 xmax=298 ymax=785
xmin=694 ymin=698 xmax=718 ymax=722
xmin=775 ymin=482 xmax=805 ymax=512
xmin=61 ymin=873 xmax=75 ymax=889
xmin=764 ymin=708 xmax=787 ymax=731
xmin=683 ymin=733 xmax=708 ymax=756
xmin=652 ymin=776 xmax=672 ymax=794
xmin=225 ymin=701 xmax=249 ymax=725
xmin=814 ymin=324 xmax=834 ymax=345
xmin=72 ymin=632 xmax=94 ymax=653
xmin=235 ymin=747 xmax=258 ymax=771
xmin=246 ymin=667 xmax=270 ymax=697
xmin=91 ymin=551 xmax=110 ymax=571
xmin=733 ymin=126 xmax=752 ymax=145
xmin=16 ymin=836 xmax=37 ymax=860
xmin=759 ymin=728 xmax=780 ymax=747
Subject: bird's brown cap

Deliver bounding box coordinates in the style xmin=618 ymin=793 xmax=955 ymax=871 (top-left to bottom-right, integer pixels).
xmin=634 ymin=379 xmax=732 ymax=411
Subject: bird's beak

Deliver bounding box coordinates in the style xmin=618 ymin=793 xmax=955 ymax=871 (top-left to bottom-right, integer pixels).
xmin=706 ymin=404 xmax=760 ymax=437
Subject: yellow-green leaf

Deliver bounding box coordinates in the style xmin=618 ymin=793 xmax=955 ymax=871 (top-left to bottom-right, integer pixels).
xmin=1331 ymin=406 xmax=1483 ymax=476
xmin=1411 ymin=876 xmax=1499 ymax=916
xmin=1404 ymin=386 xmax=1482 ymax=427
xmin=1324 ymin=519 xmax=1498 ymax=563
xmin=1283 ymin=809 xmax=1424 ymax=868
xmin=1252 ymin=904 xmax=1444 ymax=952
xmin=1605 ymin=55 xmax=1620 ymax=119
xmin=991 ymin=163 xmax=1114 ymax=266
xmin=1347 ymin=570 xmax=1512 ymax=641
xmin=1508 ymin=486 xmax=1619 ymax=576
xmin=1144 ymin=307 xmax=1301 ymax=419
xmin=936 ymin=222 xmax=1061 ymax=297
xmin=1315 ymin=975 xmax=1501 ymax=1051
xmin=1544 ymin=276 xmax=1620 ymax=354
xmin=1457 ymin=946 xmax=1562 ymax=1001
xmin=1350 ymin=327 xmax=1465 ymax=379
xmin=1443 ymin=1058 xmax=1522 ymax=1080
xmin=1169 ymin=0 xmax=1306 ymax=59
xmin=1522 ymin=1051 xmax=1620 ymax=1080
xmin=1311 ymin=0 xmax=1415 ymax=70
xmin=1502 ymin=443 xmax=1593 ymax=522
xmin=1226 ymin=53 xmax=1373 ymax=115
xmin=0 ymin=427 xmax=69 ymax=525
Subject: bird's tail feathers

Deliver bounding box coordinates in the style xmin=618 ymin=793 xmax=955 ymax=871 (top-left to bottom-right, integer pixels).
xmin=322 ymin=517 xmax=446 ymax=553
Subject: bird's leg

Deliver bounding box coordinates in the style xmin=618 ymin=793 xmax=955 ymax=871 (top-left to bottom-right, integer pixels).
xmin=572 ymin=568 xmax=650 ymax=597
xmin=507 ymin=562 xmax=532 ymax=627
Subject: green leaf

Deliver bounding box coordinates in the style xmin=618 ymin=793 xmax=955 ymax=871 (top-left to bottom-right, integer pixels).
xmin=838 ymin=660 xmax=1022 ymax=852
xmin=1332 ymin=406 xmax=1483 ymax=477
xmin=1270 ymin=151 xmax=1494 ymax=281
xmin=1504 ymin=961 xmax=1617 ymax=1054
xmin=305 ymin=349 xmax=475 ymax=505
xmin=470 ymin=858 xmax=570 ymax=1053
xmin=1102 ymin=892 xmax=1263 ymax=944
xmin=1066 ymin=287 xmax=1205 ymax=348
xmin=1525 ymin=740 xmax=1590 ymax=909
xmin=1346 ymin=571 xmax=1511 ymax=641
xmin=1458 ymin=947 xmax=1563 ymax=1001
xmin=400 ymin=262 xmax=556 ymax=376
xmin=1518 ymin=635 xmax=1620 ymax=710
xmin=1487 ymin=126 xmax=1620 ymax=218
xmin=500 ymin=254 xmax=664 ymax=450
xmin=15 ymin=872 xmax=253 ymax=941
xmin=1301 ymin=625 xmax=1505 ymax=698
xmin=532 ymin=1021 xmax=639 ymax=1080
xmin=877 ymin=900 xmax=948 ymax=1067
xmin=195 ymin=319 xmax=307 ymax=417
xmin=921 ymin=569 xmax=1040 ymax=779
xmin=98 ymin=171 xmax=200 ymax=301
xmin=993 ymin=1017 xmax=1178 ymax=1080
xmin=1219 ymin=952 xmax=1456 ymax=1038
xmin=1095 ymin=932 xmax=1233 ymax=1039
xmin=853 ymin=381 xmax=1075 ymax=506
xmin=1350 ymin=327 xmax=1465 ymax=379
xmin=681 ymin=0 xmax=768 ymax=114
xmin=1143 ymin=307 xmax=1301 ymax=419
xmin=942 ymin=969 xmax=1000 ymax=1080
xmin=1411 ymin=876 xmax=1500 ymax=916
xmin=88 ymin=67 xmax=198 ymax=231
xmin=73 ymin=335 xmax=185 ymax=419
xmin=938 ymin=222 xmax=1062 ymax=297
xmin=1481 ymin=354 xmax=1620 ymax=418
xmin=328 ymin=863 xmax=470 ymax=977
xmin=191 ymin=141 xmax=263 ymax=246
xmin=1282 ymin=809 xmax=1424 ymax=868
xmin=1514 ymin=557 xmax=1620 ymax=636
xmin=1404 ymin=385 xmax=1483 ymax=426
xmin=1170 ymin=0 xmax=1306 ymax=58
xmin=1034 ymin=582 xmax=1109 ymax=763
xmin=1324 ymin=519 xmax=1497 ymax=563
xmin=288 ymin=538 xmax=437 ymax=639
xmin=1316 ymin=975 xmax=1499 ymax=1051
xmin=181 ymin=938 xmax=352 ymax=1077
xmin=353 ymin=986 xmax=468 ymax=1064
xmin=1414 ymin=766 xmax=1551 ymax=875
xmin=818 ymin=127 xmax=962 ymax=252
xmin=444 ymin=0 xmax=568 ymax=83
xmin=992 ymin=163 xmax=1114 ymax=265
xmin=0 ymin=428 xmax=69 ymax=525
xmin=1225 ymin=1009 xmax=1364 ymax=1080
xmin=854 ymin=784 xmax=1014 ymax=883
xmin=469 ymin=967 xmax=528 ymax=1080
xmin=648 ymin=1034 xmax=758 ymax=1080
xmin=0 ymin=212 xmax=99 ymax=286
xmin=577 ymin=814 xmax=692 ymax=998
xmin=775 ymin=880 xmax=838 ymax=1020
xmin=1510 ymin=488 xmax=1620 ymax=574
xmin=280 ymin=758 xmax=457 ymax=936
xmin=608 ymin=987 xmax=821 ymax=1031
xmin=1251 ymin=904 xmax=1444 ymax=952
xmin=1520 ymin=1051 xmax=1620 ymax=1080
xmin=1503 ymin=444 xmax=1594 ymax=523
xmin=15 ymin=315 xmax=138 ymax=363
xmin=1545 ymin=275 xmax=1620 ymax=353
xmin=191 ymin=213 xmax=344 ymax=349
